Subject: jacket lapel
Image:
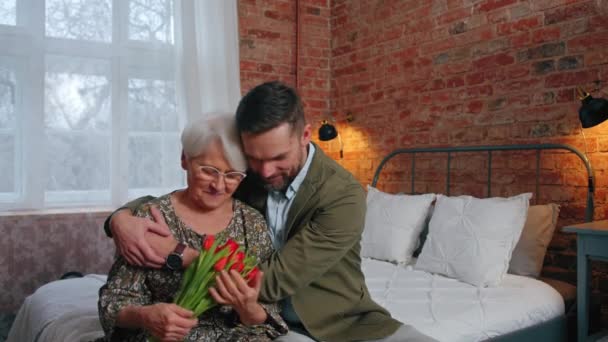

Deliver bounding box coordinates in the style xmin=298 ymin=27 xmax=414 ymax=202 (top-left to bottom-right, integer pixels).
xmin=284 ymin=144 xmax=324 ymax=239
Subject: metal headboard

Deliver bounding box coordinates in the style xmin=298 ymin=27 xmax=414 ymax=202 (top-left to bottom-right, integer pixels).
xmin=371 ymin=143 xmax=595 ymax=222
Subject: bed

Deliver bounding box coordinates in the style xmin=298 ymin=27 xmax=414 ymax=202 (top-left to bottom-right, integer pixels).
xmin=7 ymin=143 xmax=593 ymax=342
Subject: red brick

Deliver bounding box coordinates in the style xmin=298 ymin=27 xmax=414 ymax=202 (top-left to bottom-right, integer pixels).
xmin=556 ymin=88 xmax=576 ymax=103
xmin=545 ymin=70 xmax=600 ymax=88
xmin=473 ymin=52 xmax=515 ymax=69
xmin=532 ymin=27 xmax=561 ymax=44
xmin=497 ymin=16 xmax=541 ymax=36
xmin=446 ymin=76 xmax=465 ymax=88
xmin=585 ymin=51 xmax=608 ymax=66
xmin=475 ymin=0 xmax=518 ymax=13
xmin=568 ymin=32 xmax=608 ymax=53
xmin=436 ymin=7 xmax=473 ymax=25
xmin=509 ymin=32 xmax=531 ymax=48
xmin=467 ymin=100 xmax=483 ymax=114
xmin=264 ymin=10 xmax=294 ymax=22
xmin=247 ymin=29 xmax=281 ymax=40
xmin=544 ymin=1 xmax=596 ymax=25
xmin=466 ymin=72 xmax=485 ymax=85
xmin=459 ymin=85 xmax=494 ymax=99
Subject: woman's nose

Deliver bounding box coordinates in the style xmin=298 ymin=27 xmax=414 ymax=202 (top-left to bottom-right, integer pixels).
xmin=209 ymin=174 xmax=227 ymax=191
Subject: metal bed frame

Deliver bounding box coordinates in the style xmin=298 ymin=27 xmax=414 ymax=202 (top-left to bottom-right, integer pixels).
xmin=369 ymin=143 xmax=595 ymax=342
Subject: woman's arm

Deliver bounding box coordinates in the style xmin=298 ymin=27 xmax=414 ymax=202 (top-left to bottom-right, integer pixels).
xmin=117 ymin=303 xmax=197 ymax=341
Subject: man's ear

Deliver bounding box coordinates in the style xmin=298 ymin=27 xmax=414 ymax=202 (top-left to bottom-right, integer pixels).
xmin=300 ymin=123 xmax=312 ymax=146
xmin=181 ymin=151 xmax=187 ymax=170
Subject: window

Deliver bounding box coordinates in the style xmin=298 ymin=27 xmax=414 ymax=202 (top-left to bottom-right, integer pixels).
xmin=0 ymin=0 xmax=185 ymax=210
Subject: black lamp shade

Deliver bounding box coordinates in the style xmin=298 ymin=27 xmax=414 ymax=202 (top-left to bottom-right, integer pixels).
xmin=318 ymin=122 xmax=338 ymax=141
xmin=579 ymin=94 xmax=608 ymax=128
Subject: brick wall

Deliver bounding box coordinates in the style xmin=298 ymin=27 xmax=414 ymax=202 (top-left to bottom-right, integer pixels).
xmin=237 ymin=0 xmax=608 ymax=325
xmin=238 ymin=0 xmax=331 ymax=124
xmin=328 ymin=0 xmax=608 ymax=327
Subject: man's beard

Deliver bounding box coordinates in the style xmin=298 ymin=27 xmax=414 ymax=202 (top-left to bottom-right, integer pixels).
xmin=247 ymin=169 xmax=296 ymax=192
xmin=262 ymin=173 xmax=295 ymax=192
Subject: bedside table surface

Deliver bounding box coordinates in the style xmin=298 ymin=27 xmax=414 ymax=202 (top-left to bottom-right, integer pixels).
xmin=563 ymin=220 xmax=608 ymax=235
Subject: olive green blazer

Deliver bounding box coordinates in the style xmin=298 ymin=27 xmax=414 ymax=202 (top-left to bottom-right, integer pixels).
xmin=104 ymin=144 xmax=401 ymax=341
xmin=234 ymin=145 xmax=401 ymax=341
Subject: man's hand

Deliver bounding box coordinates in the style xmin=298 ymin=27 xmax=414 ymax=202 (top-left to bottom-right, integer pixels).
xmin=209 ymin=270 xmax=267 ymax=325
xmin=139 ymin=303 xmax=198 ymax=342
xmin=110 ymin=206 xmax=171 ymax=268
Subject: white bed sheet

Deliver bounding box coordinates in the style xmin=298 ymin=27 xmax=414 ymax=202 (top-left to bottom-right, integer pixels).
xmin=362 ymin=257 xmax=565 ymax=342
xmin=7 ymin=275 xmax=106 ymax=342
xmin=8 ymin=260 xmax=564 ymax=342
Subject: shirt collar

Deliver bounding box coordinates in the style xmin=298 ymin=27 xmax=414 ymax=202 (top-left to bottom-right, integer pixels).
xmin=284 ymin=143 xmax=315 ymax=200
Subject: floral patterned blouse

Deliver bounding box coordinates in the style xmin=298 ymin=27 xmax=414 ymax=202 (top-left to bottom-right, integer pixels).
xmin=96 ymin=194 xmax=288 ymax=342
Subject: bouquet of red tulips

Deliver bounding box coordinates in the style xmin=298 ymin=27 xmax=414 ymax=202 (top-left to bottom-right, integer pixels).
xmin=173 ymin=236 xmax=260 ymax=317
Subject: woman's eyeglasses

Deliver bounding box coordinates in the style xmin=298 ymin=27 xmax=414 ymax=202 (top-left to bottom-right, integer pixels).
xmin=198 ymin=165 xmax=246 ymax=185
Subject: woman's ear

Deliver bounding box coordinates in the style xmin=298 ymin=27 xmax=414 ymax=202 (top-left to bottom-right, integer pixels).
xmin=181 ymin=150 xmax=187 ymax=170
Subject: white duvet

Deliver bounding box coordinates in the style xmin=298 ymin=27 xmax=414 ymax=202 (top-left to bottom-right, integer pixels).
xmin=8 ymin=260 xmax=564 ymax=342
xmin=362 ymin=258 xmax=565 ymax=342
xmin=7 ymin=275 xmax=106 ymax=342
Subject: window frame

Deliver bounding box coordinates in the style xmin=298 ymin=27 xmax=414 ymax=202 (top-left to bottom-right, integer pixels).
xmin=0 ymin=0 xmax=184 ymax=211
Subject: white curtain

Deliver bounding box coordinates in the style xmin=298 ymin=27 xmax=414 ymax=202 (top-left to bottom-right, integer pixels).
xmin=176 ymin=0 xmax=241 ymax=121
xmin=0 ymin=0 xmax=241 ymax=210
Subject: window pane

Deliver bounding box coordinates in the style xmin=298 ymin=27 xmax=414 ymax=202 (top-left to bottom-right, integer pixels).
xmin=128 ymin=134 xmax=184 ymax=191
xmin=128 ymin=78 xmax=177 ymax=131
xmin=0 ymin=0 xmax=16 ymax=26
xmin=0 ymin=65 xmax=16 ymax=129
xmin=44 ymin=57 xmax=111 ymax=195
xmin=128 ymin=135 xmax=162 ymax=188
xmin=46 ymin=0 xmax=112 ymax=42
xmin=128 ymin=76 xmax=183 ymax=191
xmin=45 ymin=57 xmax=111 ymax=130
xmin=45 ymin=133 xmax=110 ymax=191
xmin=162 ymin=134 xmax=184 ymax=187
xmin=129 ymin=0 xmax=174 ymax=43
xmin=0 ymin=134 xmax=15 ymax=192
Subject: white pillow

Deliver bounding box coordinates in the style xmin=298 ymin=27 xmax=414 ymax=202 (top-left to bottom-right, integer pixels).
xmin=415 ymin=193 xmax=532 ymax=287
xmin=362 ymin=186 xmax=435 ymax=264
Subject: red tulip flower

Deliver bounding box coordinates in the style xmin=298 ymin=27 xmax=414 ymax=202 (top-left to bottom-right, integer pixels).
xmin=172 ymin=238 xmax=259 ymax=319
xmin=229 ymin=262 xmax=245 ymax=273
xmin=220 ymin=239 xmax=239 ymax=254
xmin=246 ymin=267 xmax=260 ymax=287
xmin=231 ymin=251 xmax=245 ymax=264
xmin=214 ymin=257 xmax=228 ymax=272
xmin=202 ymin=235 xmax=215 ymax=251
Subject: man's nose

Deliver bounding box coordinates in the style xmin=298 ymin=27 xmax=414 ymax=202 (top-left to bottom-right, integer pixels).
xmin=260 ymin=162 xmax=276 ymax=178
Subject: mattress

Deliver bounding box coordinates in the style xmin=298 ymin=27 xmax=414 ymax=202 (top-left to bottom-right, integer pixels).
xmin=362 ymin=258 xmax=565 ymax=342
xmin=9 ymin=261 xmax=564 ymax=342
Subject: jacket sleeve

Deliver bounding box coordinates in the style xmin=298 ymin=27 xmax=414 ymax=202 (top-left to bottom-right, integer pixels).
xmin=103 ymin=196 xmax=157 ymax=237
xmin=259 ymin=183 xmax=366 ymax=302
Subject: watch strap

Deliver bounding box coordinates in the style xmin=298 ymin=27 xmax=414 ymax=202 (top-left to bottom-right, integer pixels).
xmin=173 ymin=242 xmax=186 ymax=256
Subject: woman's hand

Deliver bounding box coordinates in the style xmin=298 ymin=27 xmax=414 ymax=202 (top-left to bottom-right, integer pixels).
xmin=139 ymin=303 xmax=198 ymax=342
xmin=209 ymin=270 xmax=268 ymax=325
xmin=111 ymin=206 xmax=171 ymax=268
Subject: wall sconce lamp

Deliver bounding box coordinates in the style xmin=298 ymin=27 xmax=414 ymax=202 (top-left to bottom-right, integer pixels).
xmin=318 ymin=120 xmax=343 ymax=159
xmin=578 ymin=87 xmax=608 ymax=128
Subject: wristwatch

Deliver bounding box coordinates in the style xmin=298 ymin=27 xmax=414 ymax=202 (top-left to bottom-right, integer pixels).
xmin=166 ymin=242 xmax=187 ymax=270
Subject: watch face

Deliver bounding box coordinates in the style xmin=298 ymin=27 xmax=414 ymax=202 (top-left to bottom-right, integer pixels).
xmin=166 ymin=253 xmax=182 ymax=270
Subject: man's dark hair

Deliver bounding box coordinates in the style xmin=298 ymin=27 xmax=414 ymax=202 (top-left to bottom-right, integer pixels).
xmin=236 ymin=81 xmax=305 ymax=134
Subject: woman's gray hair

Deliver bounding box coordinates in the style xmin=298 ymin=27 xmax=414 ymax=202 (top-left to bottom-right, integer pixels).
xmin=181 ymin=113 xmax=247 ymax=171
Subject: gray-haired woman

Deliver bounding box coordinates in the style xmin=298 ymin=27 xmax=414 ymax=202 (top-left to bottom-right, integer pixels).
xmin=96 ymin=114 xmax=287 ymax=342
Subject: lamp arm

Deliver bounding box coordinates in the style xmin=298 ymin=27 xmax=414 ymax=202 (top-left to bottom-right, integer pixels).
xmin=338 ymin=133 xmax=343 ymax=159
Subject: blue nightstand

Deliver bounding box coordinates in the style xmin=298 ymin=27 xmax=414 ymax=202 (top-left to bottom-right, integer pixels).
xmin=563 ymin=220 xmax=608 ymax=342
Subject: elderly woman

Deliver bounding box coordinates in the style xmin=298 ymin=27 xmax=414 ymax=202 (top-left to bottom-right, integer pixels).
xmin=96 ymin=114 xmax=287 ymax=342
